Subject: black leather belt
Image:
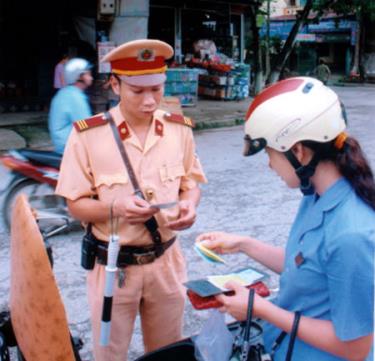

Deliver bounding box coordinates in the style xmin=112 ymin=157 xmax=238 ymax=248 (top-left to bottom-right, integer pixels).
xmin=95 ymin=236 xmax=176 ymax=267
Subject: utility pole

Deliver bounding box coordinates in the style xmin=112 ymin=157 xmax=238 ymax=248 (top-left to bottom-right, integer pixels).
xmin=249 ymin=1 xmax=264 ymax=94
xmin=267 ymin=0 xmax=314 ymax=84
xmin=265 ymin=0 xmax=271 ymax=79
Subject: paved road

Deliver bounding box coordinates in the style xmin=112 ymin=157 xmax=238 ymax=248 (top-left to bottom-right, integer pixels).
xmin=0 ymin=86 xmax=374 ymax=360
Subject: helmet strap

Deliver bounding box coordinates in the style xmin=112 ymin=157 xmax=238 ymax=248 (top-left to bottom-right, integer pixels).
xmin=284 ymin=150 xmax=321 ymax=195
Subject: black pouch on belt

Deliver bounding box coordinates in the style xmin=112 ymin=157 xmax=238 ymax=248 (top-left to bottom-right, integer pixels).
xmin=81 ymin=224 xmax=98 ymax=270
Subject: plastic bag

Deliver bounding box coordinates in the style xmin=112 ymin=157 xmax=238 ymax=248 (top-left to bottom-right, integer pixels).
xmin=193 ymin=310 xmax=234 ymax=361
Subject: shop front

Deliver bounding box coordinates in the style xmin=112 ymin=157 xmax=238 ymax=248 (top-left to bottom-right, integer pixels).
xmin=262 ymin=14 xmax=358 ymax=76
xmin=0 ymin=0 xmax=98 ymax=114
xmin=0 ymin=0 xmax=253 ymax=115
xmin=149 ymin=0 xmax=251 ymax=104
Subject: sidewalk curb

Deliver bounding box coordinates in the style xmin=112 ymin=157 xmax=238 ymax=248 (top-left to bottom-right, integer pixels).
xmin=333 ymin=81 xmax=375 ymax=88
xmin=0 ymin=116 xmax=246 ymax=151
xmin=194 ymin=118 xmax=244 ymax=131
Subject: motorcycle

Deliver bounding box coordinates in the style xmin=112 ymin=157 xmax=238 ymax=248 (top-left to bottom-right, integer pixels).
xmin=0 ymin=148 xmax=79 ymax=236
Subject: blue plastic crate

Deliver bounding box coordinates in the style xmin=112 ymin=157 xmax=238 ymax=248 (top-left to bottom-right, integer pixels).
xmin=166 ymin=69 xmax=199 ymax=82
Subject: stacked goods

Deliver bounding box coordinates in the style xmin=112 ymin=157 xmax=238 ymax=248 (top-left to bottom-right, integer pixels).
xmin=164 ymin=68 xmax=199 ymax=106
xmin=231 ymin=63 xmax=250 ymax=100
xmin=197 ymin=63 xmax=250 ymax=100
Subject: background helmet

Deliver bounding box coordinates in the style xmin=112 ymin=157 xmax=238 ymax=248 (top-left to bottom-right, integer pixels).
xmin=243 ymin=77 xmax=346 ymax=156
xmin=63 ymin=58 xmax=92 ymax=85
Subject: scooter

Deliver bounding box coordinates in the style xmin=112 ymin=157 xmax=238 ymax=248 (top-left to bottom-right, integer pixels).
xmin=0 ymin=148 xmax=78 ymax=235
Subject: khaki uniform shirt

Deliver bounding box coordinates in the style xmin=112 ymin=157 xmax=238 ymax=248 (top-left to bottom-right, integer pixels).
xmin=56 ymin=105 xmax=207 ymax=245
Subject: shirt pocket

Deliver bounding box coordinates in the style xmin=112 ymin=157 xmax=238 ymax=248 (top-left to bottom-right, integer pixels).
xmin=159 ymin=164 xmax=185 ymax=183
xmin=94 ymin=173 xmax=129 ymax=188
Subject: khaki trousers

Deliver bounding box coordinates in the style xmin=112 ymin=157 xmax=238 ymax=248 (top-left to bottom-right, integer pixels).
xmin=87 ymin=242 xmax=187 ymax=361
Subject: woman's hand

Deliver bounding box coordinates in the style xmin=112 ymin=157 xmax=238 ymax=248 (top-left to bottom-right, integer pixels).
xmin=216 ymin=281 xmax=268 ymax=321
xmin=195 ymin=232 xmax=246 ymax=254
xmin=166 ymin=199 xmax=196 ymax=230
xmin=113 ymin=196 xmax=159 ymax=224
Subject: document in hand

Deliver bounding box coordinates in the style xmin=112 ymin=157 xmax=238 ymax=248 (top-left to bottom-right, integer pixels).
xmin=184 ymin=267 xmax=267 ymax=297
xmin=194 ymin=242 xmax=226 ymax=264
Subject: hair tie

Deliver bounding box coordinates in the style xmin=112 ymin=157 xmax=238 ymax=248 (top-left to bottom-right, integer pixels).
xmin=334 ymin=132 xmax=348 ymax=150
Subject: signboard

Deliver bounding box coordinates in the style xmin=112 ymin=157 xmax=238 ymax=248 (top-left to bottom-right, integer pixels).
xmin=296 ymin=33 xmax=316 ymax=42
xmin=316 ymin=34 xmax=351 ymax=43
xmin=260 ymin=20 xmax=293 ymax=39
xmin=97 ymin=41 xmax=116 ymax=73
xmin=307 ymin=19 xmax=354 ymax=33
xmin=260 ymin=17 xmax=357 ymax=45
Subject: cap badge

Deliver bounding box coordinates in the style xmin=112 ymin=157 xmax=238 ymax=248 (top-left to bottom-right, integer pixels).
xmin=138 ymin=49 xmax=155 ymax=62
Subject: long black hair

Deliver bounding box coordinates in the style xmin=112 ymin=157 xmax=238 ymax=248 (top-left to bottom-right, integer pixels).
xmin=302 ymin=136 xmax=375 ymax=210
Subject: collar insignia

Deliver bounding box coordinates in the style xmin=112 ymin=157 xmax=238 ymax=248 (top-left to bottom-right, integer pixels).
xmin=155 ymin=119 xmax=164 ymax=136
xmin=118 ymin=121 xmax=130 ymax=140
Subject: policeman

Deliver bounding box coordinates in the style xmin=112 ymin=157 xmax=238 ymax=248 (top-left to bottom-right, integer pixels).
xmin=56 ymin=39 xmax=207 ymax=361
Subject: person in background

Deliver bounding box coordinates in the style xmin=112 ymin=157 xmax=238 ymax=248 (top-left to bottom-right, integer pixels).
xmin=53 ymin=54 xmax=69 ymax=91
xmin=102 ymin=74 xmax=120 ymax=109
xmin=48 ymin=58 xmax=93 ymax=154
xmin=197 ymin=77 xmax=374 ymax=361
xmin=315 ymin=59 xmax=331 ymax=85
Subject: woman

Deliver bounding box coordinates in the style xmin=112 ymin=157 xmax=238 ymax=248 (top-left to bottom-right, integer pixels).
xmin=197 ymin=77 xmax=374 ymax=361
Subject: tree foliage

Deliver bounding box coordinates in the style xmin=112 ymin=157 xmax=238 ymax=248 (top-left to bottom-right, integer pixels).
xmin=250 ymin=0 xmax=375 ymax=87
xmin=313 ymin=0 xmax=375 ymax=20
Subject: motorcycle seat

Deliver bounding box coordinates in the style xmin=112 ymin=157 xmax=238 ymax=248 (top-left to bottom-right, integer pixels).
xmin=18 ymin=149 xmax=62 ymax=169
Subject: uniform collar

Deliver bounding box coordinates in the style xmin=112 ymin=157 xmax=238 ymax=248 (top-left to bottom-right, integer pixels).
xmin=294 ymin=178 xmax=351 ymax=243
xmin=314 ymin=177 xmax=351 ymax=212
xmin=142 ymin=110 xmax=165 ymax=153
xmin=110 ymin=106 xmax=165 ymax=153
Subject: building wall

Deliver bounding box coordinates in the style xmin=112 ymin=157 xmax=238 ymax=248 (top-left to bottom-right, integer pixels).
xmin=269 ymin=0 xmax=288 ymax=17
xmin=269 ymin=0 xmax=306 ymax=18
xmin=110 ymin=0 xmax=149 ymax=45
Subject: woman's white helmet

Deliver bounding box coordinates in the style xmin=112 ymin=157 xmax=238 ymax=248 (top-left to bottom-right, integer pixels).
xmin=64 ymin=58 xmax=92 ymax=85
xmin=243 ymin=77 xmax=346 ymax=156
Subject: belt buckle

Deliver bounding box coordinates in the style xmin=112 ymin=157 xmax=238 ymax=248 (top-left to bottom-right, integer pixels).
xmin=133 ymin=250 xmax=156 ymax=265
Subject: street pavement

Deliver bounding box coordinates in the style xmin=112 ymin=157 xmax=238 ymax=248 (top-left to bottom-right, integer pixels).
xmin=0 ymin=85 xmax=374 ymax=360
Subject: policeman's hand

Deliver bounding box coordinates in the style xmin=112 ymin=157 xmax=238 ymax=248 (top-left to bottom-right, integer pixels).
xmin=113 ymin=196 xmax=159 ymax=224
xmin=195 ymin=232 xmax=245 ymax=254
xmin=216 ymin=281 xmax=267 ymax=321
xmin=166 ymin=199 xmax=196 ymax=231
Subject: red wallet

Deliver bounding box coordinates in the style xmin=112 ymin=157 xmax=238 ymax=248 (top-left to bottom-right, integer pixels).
xmin=187 ymin=281 xmax=270 ymax=310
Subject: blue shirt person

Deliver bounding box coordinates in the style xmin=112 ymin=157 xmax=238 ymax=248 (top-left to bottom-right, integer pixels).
xmin=48 ymin=58 xmax=93 ymax=154
xmin=196 ymin=77 xmax=375 ymax=360
xmin=48 ymin=85 xmax=91 ymax=154
xmin=263 ymin=178 xmax=374 ymax=361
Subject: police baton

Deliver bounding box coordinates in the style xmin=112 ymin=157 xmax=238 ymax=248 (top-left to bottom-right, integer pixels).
xmin=100 ymin=203 xmax=119 ymax=346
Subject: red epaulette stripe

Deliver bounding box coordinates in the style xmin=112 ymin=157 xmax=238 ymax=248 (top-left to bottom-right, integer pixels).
xmin=245 ymin=78 xmax=304 ymax=121
xmin=74 ymin=114 xmax=108 ymax=132
xmin=164 ymin=112 xmax=195 ymax=128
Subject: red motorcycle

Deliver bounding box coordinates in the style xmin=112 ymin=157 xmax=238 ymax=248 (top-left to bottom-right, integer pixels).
xmin=0 ymin=148 xmax=78 ymax=235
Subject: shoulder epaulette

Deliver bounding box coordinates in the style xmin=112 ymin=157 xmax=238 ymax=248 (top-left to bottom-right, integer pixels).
xmin=163 ymin=112 xmax=195 ymax=128
xmin=74 ymin=114 xmax=108 ymax=132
